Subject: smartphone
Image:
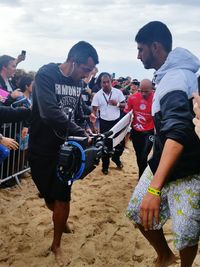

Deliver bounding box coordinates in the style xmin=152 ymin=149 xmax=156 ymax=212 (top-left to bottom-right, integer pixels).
xmin=21 ymin=50 xmax=26 ymax=56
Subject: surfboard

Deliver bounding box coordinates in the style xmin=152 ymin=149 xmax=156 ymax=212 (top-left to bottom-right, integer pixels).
xmin=109 ymin=111 xmax=133 ymax=147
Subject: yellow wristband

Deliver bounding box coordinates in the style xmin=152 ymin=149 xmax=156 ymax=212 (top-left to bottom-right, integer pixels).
xmin=147 ymin=187 xmax=161 ymax=197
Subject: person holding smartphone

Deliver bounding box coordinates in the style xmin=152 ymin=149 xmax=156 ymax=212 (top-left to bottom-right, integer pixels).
xmin=15 ymin=50 xmax=26 ymax=66
xmin=0 ymin=54 xmax=24 ymax=106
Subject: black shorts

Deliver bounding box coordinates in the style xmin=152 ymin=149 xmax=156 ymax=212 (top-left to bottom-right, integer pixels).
xmin=29 ymin=154 xmax=71 ymax=203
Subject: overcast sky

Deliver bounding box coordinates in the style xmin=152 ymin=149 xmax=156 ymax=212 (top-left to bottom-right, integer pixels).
xmin=0 ymin=0 xmax=200 ymax=80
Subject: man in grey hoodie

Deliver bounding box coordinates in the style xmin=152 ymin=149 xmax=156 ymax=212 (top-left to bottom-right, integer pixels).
xmin=126 ymin=21 xmax=200 ymax=267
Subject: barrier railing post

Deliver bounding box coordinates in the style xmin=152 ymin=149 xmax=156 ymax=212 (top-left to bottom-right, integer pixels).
xmin=0 ymin=121 xmax=30 ymax=186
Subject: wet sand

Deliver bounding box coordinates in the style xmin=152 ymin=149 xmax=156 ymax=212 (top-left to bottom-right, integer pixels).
xmin=0 ymin=143 xmax=199 ymax=267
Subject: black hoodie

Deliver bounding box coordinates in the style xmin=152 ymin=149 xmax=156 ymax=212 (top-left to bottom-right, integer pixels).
xmin=29 ymin=63 xmax=86 ymax=157
xmin=0 ymin=105 xmax=31 ymax=126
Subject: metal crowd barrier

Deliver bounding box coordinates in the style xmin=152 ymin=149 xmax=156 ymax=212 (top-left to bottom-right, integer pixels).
xmin=0 ymin=121 xmax=30 ymax=186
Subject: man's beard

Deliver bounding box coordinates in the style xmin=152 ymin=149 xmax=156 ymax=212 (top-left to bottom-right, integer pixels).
xmin=143 ymin=53 xmax=154 ymax=69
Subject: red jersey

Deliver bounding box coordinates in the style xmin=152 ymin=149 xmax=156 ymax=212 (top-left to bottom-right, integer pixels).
xmin=124 ymin=92 xmax=154 ymax=132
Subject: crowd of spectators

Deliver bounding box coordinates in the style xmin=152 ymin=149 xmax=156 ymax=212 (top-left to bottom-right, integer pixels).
xmin=0 ymin=50 xmax=199 ymax=187
xmin=0 ymin=53 xmax=33 ymax=185
xmin=0 ymin=43 xmax=200 ymax=267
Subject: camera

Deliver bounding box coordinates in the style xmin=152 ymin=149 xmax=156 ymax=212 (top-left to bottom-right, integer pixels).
xmin=57 ymin=136 xmax=103 ymax=185
xmin=57 ymin=132 xmax=113 ymax=185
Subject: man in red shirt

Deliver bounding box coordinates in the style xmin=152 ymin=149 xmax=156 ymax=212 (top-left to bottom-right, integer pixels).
xmin=124 ymin=79 xmax=154 ymax=179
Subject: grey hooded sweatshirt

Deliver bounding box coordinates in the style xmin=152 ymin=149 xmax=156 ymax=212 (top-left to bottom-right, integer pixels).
xmin=149 ymin=47 xmax=200 ymax=181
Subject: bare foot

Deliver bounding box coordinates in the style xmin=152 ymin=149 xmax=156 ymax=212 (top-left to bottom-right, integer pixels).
xmin=63 ymin=222 xmax=74 ymax=234
xmin=51 ymin=247 xmax=71 ymax=266
xmin=155 ymin=253 xmax=178 ymax=267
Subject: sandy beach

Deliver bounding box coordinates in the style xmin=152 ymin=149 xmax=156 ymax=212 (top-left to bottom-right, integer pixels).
xmin=0 ymin=143 xmax=199 ymax=267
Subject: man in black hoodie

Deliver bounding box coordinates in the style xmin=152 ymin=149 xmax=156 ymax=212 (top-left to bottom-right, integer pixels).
xmin=29 ymin=41 xmax=99 ymax=266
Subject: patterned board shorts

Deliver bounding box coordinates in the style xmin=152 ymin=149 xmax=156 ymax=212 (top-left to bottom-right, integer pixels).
xmin=126 ymin=166 xmax=200 ymax=250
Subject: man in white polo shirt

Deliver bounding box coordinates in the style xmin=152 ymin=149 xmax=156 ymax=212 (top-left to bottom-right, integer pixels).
xmin=92 ymin=72 xmax=126 ymax=174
